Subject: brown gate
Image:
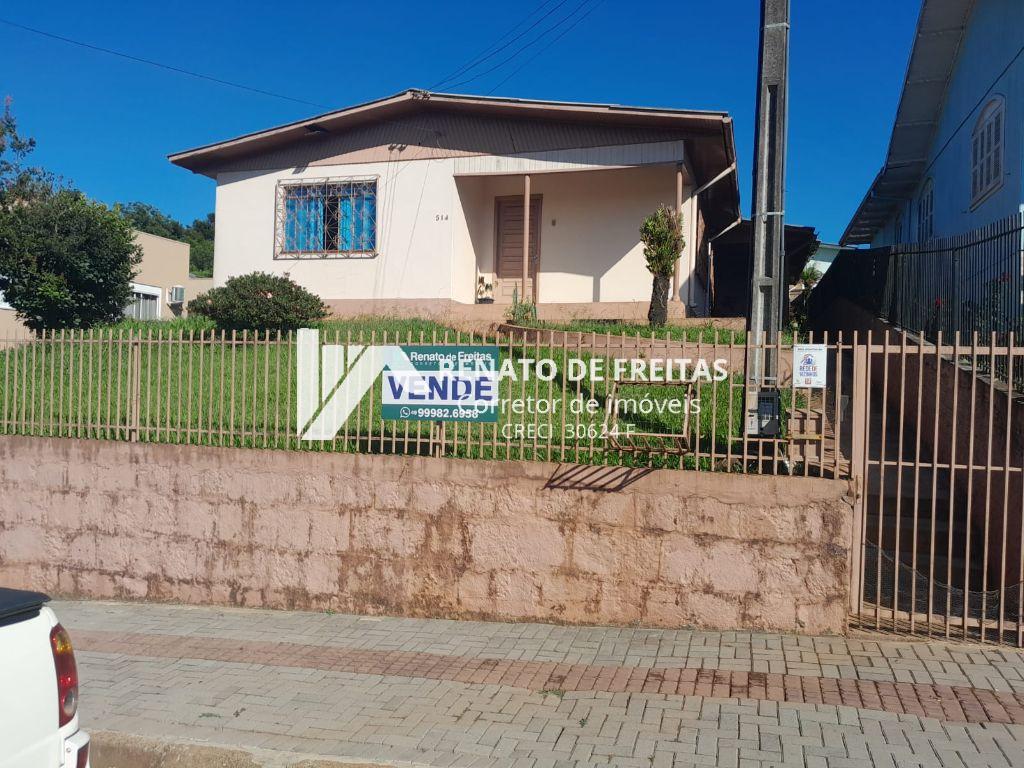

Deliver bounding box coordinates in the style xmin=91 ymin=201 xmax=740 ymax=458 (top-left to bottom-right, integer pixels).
xmin=850 ymin=331 xmax=1024 ymax=646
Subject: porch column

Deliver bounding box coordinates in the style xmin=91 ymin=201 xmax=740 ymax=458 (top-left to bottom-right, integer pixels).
xmin=672 ymin=163 xmax=683 ymax=302
xmin=522 ymin=174 xmax=532 ymax=302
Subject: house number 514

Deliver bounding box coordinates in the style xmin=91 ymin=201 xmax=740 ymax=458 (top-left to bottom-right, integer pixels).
xmin=435 ymin=213 xmax=448 ymax=221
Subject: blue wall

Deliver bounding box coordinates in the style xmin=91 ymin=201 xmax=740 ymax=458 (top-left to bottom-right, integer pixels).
xmin=872 ymin=0 xmax=1024 ymax=247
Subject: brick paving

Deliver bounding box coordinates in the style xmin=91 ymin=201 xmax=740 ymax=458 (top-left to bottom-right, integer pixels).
xmin=57 ymin=600 xmax=1024 ymax=767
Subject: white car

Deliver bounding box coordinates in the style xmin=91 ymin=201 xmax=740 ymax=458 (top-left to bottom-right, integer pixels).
xmin=0 ymin=588 xmax=89 ymax=768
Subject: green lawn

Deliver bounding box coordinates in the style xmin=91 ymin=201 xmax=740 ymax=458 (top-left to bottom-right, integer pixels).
xmin=0 ymin=318 xmax=810 ymax=471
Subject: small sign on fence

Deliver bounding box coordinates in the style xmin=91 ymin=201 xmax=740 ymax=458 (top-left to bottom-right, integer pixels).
xmin=792 ymin=344 xmax=827 ymax=388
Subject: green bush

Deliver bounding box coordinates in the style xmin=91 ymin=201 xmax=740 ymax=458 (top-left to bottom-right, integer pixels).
xmin=187 ymin=272 xmax=328 ymax=331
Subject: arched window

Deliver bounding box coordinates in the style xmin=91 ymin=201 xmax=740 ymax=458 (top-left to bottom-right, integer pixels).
xmin=917 ymin=179 xmax=934 ymax=242
xmin=972 ymin=97 xmax=1005 ymax=205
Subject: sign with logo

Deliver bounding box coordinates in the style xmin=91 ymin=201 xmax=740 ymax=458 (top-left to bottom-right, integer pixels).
xmin=296 ymin=330 xmax=498 ymax=441
xmin=381 ymin=346 xmax=499 ymax=422
xmin=793 ymin=344 xmax=827 ymax=389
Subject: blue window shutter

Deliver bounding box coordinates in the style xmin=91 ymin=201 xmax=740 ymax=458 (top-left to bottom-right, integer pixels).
xmin=339 ymin=191 xmax=354 ymax=251
xmin=364 ymin=190 xmax=377 ymax=251
xmin=285 ymin=191 xmax=324 ymax=252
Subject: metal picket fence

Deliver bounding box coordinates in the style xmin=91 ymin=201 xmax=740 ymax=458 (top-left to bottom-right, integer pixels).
xmin=0 ymin=326 xmax=845 ymax=477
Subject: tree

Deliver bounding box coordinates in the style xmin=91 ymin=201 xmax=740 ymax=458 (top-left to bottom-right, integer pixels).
xmin=186 ymin=213 xmax=215 ymax=276
xmin=640 ymin=205 xmax=685 ymax=327
xmin=0 ymin=97 xmax=53 ymax=201
xmin=0 ymin=190 xmax=141 ymax=332
xmin=117 ymin=202 xmax=188 ymax=241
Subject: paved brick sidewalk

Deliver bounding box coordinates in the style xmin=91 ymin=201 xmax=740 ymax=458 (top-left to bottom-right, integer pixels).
xmin=58 ymin=600 xmax=1024 ymax=767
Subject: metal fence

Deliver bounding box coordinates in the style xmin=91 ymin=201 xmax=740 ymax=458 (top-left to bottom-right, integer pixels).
xmin=811 ymin=213 xmax=1024 ymax=347
xmin=0 ymin=327 xmax=845 ymax=477
xmin=849 ymin=331 xmax=1024 ymax=646
xmin=883 ymin=213 xmax=1024 ymax=343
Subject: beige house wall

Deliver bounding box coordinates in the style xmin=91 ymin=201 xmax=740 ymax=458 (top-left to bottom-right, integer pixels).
xmin=0 ymin=308 xmax=26 ymax=337
xmin=131 ymin=231 xmax=192 ymax=318
xmin=214 ymin=150 xmax=701 ymax=311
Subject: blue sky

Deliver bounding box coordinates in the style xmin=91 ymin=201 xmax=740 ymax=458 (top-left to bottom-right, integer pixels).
xmin=0 ymin=0 xmax=919 ymax=243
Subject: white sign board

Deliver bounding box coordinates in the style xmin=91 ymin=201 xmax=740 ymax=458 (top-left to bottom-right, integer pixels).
xmin=793 ymin=344 xmax=827 ymax=389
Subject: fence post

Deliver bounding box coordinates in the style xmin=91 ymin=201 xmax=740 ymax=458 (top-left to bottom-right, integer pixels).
xmin=951 ymin=248 xmax=961 ymax=338
xmin=128 ymin=334 xmax=141 ymax=442
xmin=848 ymin=339 xmax=868 ymax=616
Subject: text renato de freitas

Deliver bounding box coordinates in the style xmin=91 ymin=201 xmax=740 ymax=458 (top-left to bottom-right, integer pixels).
xmin=413 ymin=350 xmax=731 ymax=384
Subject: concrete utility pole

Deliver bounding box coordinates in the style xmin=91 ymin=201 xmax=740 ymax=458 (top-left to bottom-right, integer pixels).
xmin=746 ymin=0 xmax=791 ymax=436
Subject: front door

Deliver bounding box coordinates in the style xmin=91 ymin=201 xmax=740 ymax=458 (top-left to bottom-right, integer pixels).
xmin=495 ymin=195 xmax=542 ymax=303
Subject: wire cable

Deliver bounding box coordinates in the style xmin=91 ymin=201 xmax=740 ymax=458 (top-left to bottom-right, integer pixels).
xmin=430 ymin=0 xmax=568 ymax=91
xmin=486 ymin=0 xmax=605 ymax=95
xmin=0 ymin=16 xmax=327 ymax=109
xmin=443 ymin=0 xmax=593 ymax=91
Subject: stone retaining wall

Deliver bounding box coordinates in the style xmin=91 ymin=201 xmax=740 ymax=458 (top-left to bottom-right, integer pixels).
xmin=0 ymin=437 xmax=855 ymax=633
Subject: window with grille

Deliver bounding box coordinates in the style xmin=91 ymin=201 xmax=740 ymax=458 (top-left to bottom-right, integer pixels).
xmin=917 ymin=179 xmax=934 ymax=242
xmin=972 ymin=98 xmax=1004 ymax=206
xmin=275 ymin=179 xmax=377 ymax=258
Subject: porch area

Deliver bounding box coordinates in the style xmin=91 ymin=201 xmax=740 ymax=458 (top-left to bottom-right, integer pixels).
xmin=452 ymin=162 xmax=707 ymax=318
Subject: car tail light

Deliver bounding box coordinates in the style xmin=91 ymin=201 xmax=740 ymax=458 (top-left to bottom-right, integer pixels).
xmin=50 ymin=624 xmax=79 ymax=727
xmin=76 ymin=742 xmax=89 ymax=768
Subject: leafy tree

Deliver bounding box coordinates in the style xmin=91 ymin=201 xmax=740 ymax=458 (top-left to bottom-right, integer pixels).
xmin=640 ymin=205 xmax=685 ymax=327
xmin=0 ymin=97 xmax=53 ymax=201
xmin=0 ymin=190 xmax=142 ymax=331
xmin=187 ymin=272 xmax=327 ymax=331
xmin=117 ymin=202 xmax=188 ymax=241
xmin=186 ymin=213 xmax=215 ymax=276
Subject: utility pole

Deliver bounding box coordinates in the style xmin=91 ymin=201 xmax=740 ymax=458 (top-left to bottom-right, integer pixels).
xmin=746 ymin=0 xmax=791 ymax=436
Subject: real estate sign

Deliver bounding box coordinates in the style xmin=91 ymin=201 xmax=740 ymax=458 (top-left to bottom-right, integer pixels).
xmin=381 ymin=346 xmax=499 ymax=422
xmin=297 ymin=330 xmax=499 ymax=440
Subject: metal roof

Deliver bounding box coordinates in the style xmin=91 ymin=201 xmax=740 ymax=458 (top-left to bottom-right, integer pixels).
xmin=168 ymin=89 xmax=740 ymax=231
xmin=841 ymin=0 xmax=975 ymax=246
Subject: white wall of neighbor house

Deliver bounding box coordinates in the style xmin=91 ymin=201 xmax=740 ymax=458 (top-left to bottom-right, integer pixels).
xmin=214 ymin=158 xmax=459 ymax=303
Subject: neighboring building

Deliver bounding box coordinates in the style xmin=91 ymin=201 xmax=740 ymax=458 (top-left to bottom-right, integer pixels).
xmin=843 ymin=0 xmax=1023 ymax=247
xmin=126 ymin=231 xmax=211 ymax=320
xmin=169 ymin=89 xmax=741 ymax=321
xmin=806 ymin=243 xmax=841 ymax=276
xmin=709 ymin=220 xmax=819 ymax=317
xmin=0 ymin=230 xmax=209 ymax=334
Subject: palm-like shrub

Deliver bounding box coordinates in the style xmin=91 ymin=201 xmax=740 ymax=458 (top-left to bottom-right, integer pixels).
xmin=640 ymin=205 xmax=685 ymax=327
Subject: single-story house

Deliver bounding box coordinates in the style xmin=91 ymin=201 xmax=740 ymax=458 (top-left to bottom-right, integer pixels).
xmin=169 ymin=89 xmax=741 ymax=322
xmin=125 ymin=231 xmax=212 ymax=321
